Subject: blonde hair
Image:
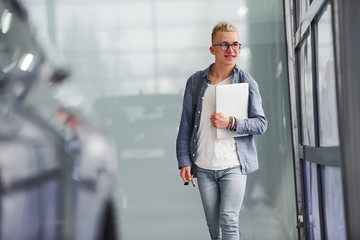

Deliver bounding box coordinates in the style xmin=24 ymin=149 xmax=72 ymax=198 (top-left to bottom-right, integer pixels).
xmin=211 ymin=21 xmax=238 ymax=43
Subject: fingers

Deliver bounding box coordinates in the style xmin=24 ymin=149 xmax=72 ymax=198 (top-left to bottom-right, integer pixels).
xmin=180 ymin=166 xmax=193 ymax=183
xmin=210 ymin=112 xmax=229 ymax=129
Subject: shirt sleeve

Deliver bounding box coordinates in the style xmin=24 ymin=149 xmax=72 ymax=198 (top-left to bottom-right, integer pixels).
xmin=176 ymin=75 xmax=196 ymax=169
xmin=236 ymin=72 xmax=267 ymax=135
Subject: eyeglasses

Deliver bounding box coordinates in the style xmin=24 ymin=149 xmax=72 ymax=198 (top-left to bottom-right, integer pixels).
xmin=212 ymin=42 xmax=241 ymax=51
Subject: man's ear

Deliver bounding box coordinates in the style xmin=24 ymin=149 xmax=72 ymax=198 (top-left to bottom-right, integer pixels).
xmin=209 ymin=46 xmax=215 ymax=55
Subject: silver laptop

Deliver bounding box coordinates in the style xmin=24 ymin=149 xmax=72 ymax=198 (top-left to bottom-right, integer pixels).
xmin=215 ymin=83 xmax=249 ymax=139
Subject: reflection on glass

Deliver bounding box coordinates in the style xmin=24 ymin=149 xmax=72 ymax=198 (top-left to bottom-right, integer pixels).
xmin=317 ymin=4 xmax=346 ymax=240
xmin=1 ymin=9 xmax=12 ymax=34
xmin=299 ymin=36 xmax=315 ymax=146
xmin=23 ymin=0 xmax=297 ymax=239
xmin=297 ymin=0 xmax=310 ymax=27
xmin=304 ymin=161 xmax=321 ymax=240
xmin=322 ymin=166 xmax=346 ymax=240
xmin=317 ymin=4 xmax=339 ymax=147
xmin=19 ymin=53 xmax=34 ymax=71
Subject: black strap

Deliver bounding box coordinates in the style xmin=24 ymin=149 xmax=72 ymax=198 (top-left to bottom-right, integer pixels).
xmin=193 ymin=71 xmax=204 ymax=106
xmin=192 ymin=70 xmax=204 ymax=123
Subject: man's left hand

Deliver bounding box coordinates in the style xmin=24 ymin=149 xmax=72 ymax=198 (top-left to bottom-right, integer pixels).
xmin=210 ymin=112 xmax=229 ymax=129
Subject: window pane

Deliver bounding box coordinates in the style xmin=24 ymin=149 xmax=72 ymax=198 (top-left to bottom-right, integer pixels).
xmin=317 ymin=4 xmax=339 ymax=147
xmin=296 ymin=0 xmax=310 ymax=27
xmin=299 ymin=36 xmax=316 ymax=146
xmin=304 ymin=161 xmax=321 ymax=240
xmin=322 ymin=166 xmax=346 ymax=240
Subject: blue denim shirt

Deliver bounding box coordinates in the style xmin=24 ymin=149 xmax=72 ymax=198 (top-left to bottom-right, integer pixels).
xmin=176 ymin=64 xmax=267 ymax=174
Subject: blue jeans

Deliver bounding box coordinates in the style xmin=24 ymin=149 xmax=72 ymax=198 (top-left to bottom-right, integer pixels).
xmin=196 ymin=165 xmax=247 ymax=240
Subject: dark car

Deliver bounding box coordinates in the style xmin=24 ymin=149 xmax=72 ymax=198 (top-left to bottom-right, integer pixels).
xmin=0 ymin=1 xmax=123 ymax=239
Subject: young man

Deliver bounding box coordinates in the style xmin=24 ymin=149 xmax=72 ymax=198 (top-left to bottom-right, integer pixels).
xmin=176 ymin=21 xmax=267 ymax=240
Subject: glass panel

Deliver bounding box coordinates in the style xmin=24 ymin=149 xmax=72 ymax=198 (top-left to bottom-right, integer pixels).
xmin=296 ymin=0 xmax=310 ymax=27
xmin=317 ymin=4 xmax=346 ymax=240
xmin=317 ymin=4 xmax=339 ymax=147
xmin=299 ymin=36 xmax=316 ymax=146
xmin=322 ymin=166 xmax=346 ymax=240
xmin=22 ymin=0 xmax=297 ymax=239
xmin=239 ymin=1 xmax=297 ymax=239
xmin=304 ymin=161 xmax=321 ymax=240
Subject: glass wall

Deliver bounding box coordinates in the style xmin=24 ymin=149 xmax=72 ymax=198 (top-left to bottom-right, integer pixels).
xmin=285 ymin=0 xmax=346 ymax=239
xmin=316 ymin=4 xmax=338 ymax=147
xmin=23 ymin=0 xmax=296 ymax=239
xmin=316 ymin=4 xmax=345 ymax=239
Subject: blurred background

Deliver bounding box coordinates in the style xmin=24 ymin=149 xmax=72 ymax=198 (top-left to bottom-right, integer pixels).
xmin=20 ymin=0 xmax=296 ymax=239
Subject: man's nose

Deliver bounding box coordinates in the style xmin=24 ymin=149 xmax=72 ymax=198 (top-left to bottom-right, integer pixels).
xmin=227 ymin=45 xmax=235 ymax=52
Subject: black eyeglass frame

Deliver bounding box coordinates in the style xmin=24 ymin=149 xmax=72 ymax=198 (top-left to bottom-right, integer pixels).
xmin=212 ymin=42 xmax=242 ymax=51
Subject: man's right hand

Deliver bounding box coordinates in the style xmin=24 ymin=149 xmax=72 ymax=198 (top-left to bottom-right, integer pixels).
xmin=180 ymin=166 xmax=193 ymax=183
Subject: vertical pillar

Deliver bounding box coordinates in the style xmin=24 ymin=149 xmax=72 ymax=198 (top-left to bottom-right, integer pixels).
xmin=333 ymin=0 xmax=360 ymax=239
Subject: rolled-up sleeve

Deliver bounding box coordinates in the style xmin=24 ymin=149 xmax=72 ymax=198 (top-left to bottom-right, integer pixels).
xmin=176 ymin=75 xmax=195 ymax=169
xmin=236 ymin=72 xmax=267 ymax=135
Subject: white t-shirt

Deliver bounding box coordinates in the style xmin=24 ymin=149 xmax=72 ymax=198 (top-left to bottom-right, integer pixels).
xmin=195 ymin=75 xmax=240 ymax=170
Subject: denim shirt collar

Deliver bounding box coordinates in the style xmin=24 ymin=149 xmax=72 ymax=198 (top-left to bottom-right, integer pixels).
xmin=202 ymin=63 xmax=241 ymax=83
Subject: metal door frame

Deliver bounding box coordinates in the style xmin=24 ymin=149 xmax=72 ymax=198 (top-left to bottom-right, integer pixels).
xmin=283 ymin=0 xmax=344 ymax=239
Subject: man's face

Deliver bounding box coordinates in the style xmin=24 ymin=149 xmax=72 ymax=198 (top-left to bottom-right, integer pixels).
xmin=210 ymin=31 xmax=241 ymax=66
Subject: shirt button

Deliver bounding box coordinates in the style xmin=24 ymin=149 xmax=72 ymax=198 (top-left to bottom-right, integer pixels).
xmin=192 ymin=154 xmax=195 ymax=157
xmin=198 ymin=111 xmax=200 ymax=114
xmin=195 ymin=125 xmax=197 ymax=128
